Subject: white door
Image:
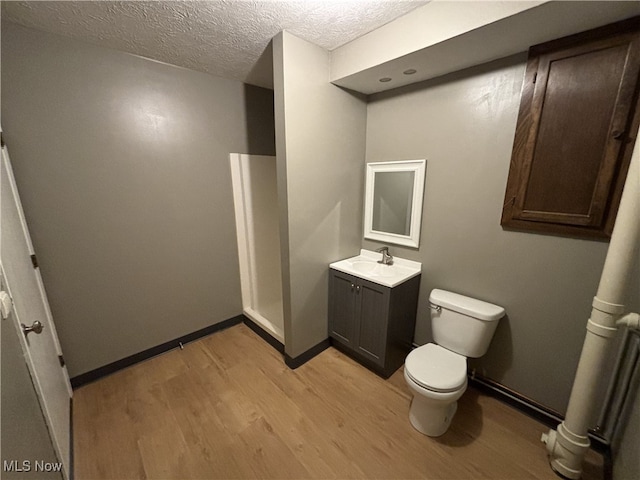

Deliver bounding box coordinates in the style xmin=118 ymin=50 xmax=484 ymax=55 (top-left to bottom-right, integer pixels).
xmin=1 ymin=144 xmax=72 ymax=478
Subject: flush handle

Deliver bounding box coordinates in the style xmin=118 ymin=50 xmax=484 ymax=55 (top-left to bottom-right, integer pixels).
xmin=429 ymin=303 xmax=441 ymax=312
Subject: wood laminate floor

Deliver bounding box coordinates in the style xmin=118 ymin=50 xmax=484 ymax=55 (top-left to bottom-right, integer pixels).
xmin=73 ymin=323 xmax=604 ymax=479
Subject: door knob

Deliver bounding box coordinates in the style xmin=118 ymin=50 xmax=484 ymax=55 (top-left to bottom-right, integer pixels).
xmin=22 ymin=321 xmax=44 ymax=337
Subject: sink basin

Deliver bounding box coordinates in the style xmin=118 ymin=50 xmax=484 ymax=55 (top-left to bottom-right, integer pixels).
xmin=351 ymin=261 xmax=395 ymax=278
xmin=330 ymin=249 xmax=422 ymax=288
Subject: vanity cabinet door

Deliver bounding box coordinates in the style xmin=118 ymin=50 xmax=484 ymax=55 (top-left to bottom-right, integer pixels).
xmin=355 ymin=279 xmax=390 ymax=367
xmin=328 ymin=268 xmax=419 ymax=378
xmin=328 ymin=270 xmax=358 ymax=346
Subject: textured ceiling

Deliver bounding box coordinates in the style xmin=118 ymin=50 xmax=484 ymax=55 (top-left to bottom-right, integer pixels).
xmin=2 ymin=1 xmax=427 ymax=89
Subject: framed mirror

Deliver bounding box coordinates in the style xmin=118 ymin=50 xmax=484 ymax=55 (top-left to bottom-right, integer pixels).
xmin=364 ymin=159 xmax=426 ymax=248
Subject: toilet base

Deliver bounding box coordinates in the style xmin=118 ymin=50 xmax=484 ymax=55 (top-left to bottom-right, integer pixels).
xmin=408 ymin=395 xmax=458 ymax=437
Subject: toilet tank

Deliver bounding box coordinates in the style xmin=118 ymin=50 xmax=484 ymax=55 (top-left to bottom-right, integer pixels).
xmin=430 ymin=289 xmax=505 ymax=358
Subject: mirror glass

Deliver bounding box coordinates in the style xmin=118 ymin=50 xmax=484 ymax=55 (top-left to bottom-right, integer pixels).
xmin=372 ymin=171 xmax=415 ymax=236
xmin=364 ymin=160 xmax=426 ymax=248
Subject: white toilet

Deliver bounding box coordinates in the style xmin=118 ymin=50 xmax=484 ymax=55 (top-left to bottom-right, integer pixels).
xmin=404 ymin=289 xmax=505 ymax=437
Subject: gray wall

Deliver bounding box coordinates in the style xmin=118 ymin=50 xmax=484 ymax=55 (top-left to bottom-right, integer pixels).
xmin=273 ymin=32 xmax=367 ymax=358
xmin=1 ymin=22 xmax=275 ymax=377
xmin=363 ymin=54 xmax=639 ymax=414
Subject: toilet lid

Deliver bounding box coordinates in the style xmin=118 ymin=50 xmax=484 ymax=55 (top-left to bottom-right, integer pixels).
xmin=405 ymin=343 xmax=467 ymax=393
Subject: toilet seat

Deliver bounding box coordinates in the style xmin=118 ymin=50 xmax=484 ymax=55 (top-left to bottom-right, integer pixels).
xmin=405 ymin=343 xmax=467 ymax=393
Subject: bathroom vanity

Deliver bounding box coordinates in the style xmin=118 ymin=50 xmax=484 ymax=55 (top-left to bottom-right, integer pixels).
xmin=328 ymin=250 xmax=421 ymax=378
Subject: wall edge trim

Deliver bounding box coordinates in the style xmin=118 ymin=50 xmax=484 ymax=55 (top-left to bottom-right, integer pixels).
xmin=69 ymin=398 xmax=74 ymax=480
xmin=468 ymin=374 xmax=611 ymax=457
xmin=69 ymin=315 xmax=244 ymax=389
xmin=242 ymin=317 xmax=285 ymax=354
xmin=284 ymin=338 xmax=331 ymax=369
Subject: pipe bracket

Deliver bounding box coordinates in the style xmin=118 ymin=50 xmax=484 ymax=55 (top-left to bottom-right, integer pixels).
xmin=557 ymin=423 xmax=590 ymax=452
xmin=587 ymin=319 xmax=618 ymax=338
xmin=592 ymin=296 xmax=625 ymax=315
xmin=545 ymin=423 xmax=590 ymax=480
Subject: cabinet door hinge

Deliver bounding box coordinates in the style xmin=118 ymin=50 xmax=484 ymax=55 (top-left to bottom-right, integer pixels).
xmin=58 ymin=355 xmax=65 ymax=368
xmin=30 ymin=254 xmax=39 ymax=269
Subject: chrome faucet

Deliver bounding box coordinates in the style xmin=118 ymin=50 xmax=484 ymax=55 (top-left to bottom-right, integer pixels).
xmin=376 ymin=246 xmax=394 ymax=265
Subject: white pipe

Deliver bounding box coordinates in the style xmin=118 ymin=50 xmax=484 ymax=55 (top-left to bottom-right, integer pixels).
xmin=617 ymin=312 xmax=640 ymax=330
xmin=596 ymin=327 xmax=628 ymax=432
xmin=542 ymin=132 xmax=640 ymax=479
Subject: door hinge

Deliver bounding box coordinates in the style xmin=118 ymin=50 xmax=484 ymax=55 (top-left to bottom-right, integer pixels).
xmin=58 ymin=355 xmax=65 ymax=368
xmin=30 ymin=254 xmax=39 ymax=269
xmin=0 ymin=132 xmax=4 ymax=147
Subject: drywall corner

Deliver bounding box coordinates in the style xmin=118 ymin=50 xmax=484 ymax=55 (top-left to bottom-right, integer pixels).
xmin=274 ymin=31 xmax=367 ymax=359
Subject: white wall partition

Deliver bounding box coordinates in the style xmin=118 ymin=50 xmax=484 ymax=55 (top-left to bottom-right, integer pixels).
xmin=273 ymin=32 xmax=367 ymax=359
xmin=230 ymin=154 xmax=284 ymax=342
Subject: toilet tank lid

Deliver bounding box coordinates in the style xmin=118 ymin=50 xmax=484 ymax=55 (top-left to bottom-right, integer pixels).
xmin=429 ymin=289 xmax=505 ymax=321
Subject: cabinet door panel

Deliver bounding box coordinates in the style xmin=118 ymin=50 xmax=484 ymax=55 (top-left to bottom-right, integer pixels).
xmin=516 ymin=39 xmax=637 ymax=226
xmin=356 ymin=281 xmax=389 ymax=366
xmin=502 ymin=18 xmax=640 ymax=238
xmin=328 ymin=272 xmax=357 ymax=345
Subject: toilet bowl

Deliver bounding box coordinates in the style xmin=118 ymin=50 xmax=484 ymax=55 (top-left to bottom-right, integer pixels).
xmin=404 ymin=289 xmax=504 ymax=437
xmin=404 ymin=343 xmax=468 ymax=436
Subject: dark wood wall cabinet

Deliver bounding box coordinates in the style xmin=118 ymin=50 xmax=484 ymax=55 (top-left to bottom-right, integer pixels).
xmin=501 ymin=17 xmax=640 ymax=239
xmin=328 ymin=268 xmax=420 ymax=378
